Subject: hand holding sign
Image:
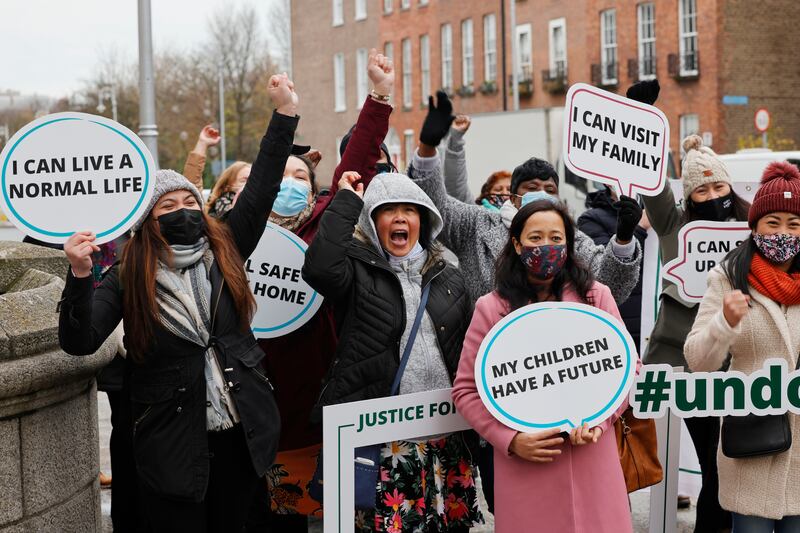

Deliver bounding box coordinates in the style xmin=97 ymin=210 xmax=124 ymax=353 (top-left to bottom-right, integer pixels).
xmin=662 ymin=221 xmax=751 ymax=302
xmin=64 ymin=231 xmax=100 ymax=278
xmin=563 ymin=83 xmax=669 ymax=198
xmin=509 ymin=428 xmax=564 ymax=463
xmin=475 ymin=302 xmax=637 ymax=433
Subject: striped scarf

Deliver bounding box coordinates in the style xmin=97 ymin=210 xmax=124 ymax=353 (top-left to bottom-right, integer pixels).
xmin=155 ymin=239 xmax=240 ymax=431
xmin=748 ymin=252 xmax=800 ymax=306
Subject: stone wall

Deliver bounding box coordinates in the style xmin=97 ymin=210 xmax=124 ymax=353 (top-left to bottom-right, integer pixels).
xmin=0 ymin=242 xmax=116 ymax=532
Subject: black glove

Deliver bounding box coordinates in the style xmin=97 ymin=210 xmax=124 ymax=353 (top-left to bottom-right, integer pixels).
xmin=626 ymin=79 xmax=660 ymax=106
xmin=614 ymin=195 xmax=643 ymax=243
xmin=419 ymin=90 xmax=455 ymax=147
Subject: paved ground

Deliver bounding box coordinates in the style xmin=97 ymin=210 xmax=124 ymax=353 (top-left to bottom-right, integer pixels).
xmin=98 ymin=393 xmax=694 ymax=532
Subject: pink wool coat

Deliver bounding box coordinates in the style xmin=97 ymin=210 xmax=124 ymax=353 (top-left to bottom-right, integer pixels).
xmin=452 ymin=284 xmax=633 ymax=533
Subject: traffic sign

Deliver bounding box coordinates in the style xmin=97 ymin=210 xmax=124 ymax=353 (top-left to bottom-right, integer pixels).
xmin=755 ymin=108 xmax=770 ymax=132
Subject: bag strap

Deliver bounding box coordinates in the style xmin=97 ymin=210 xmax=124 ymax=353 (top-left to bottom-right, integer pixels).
xmin=390 ymin=283 xmax=431 ymax=396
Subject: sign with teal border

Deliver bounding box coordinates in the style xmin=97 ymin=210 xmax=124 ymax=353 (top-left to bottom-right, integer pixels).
xmin=0 ymin=112 xmax=155 ymax=244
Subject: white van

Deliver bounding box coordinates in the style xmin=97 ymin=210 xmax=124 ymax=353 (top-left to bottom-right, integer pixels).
xmin=718 ymin=149 xmax=800 ymax=182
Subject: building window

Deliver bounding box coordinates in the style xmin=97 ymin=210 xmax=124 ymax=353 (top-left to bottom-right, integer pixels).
xmin=356 ymin=48 xmax=368 ymax=108
xmin=483 ymin=14 xmax=497 ymax=83
xmin=516 ymin=23 xmax=533 ymax=81
xmin=679 ymin=0 xmax=698 ymax=75
xmin=332 ymin=0 xmax=343 ymax=26
xmin=383 ymin=0 xmax=392 ymax=15
xmin=600 ymin=10 xmax=617 ymax=85
xmin=335 ymin=136 xmax=343 ymax=164
xmin=638 ymin=3 xmax=656 ymax=79
xmin=355 ymin=0 xmax=366 ymax=21
xmin=420 ymin=0 xmax=429 ymax=5
xmin=333 ymin=53 xmax=346 ymax=112
xmin=404 ymin=129 xmax=415 ymax=170
xmin=402 ymin=38 xmax=412 ymax=109
xmin=420 ymin=35 xmax=431 ymax=102
xmin=384 ymin=42 xmax=394 ymax=104
xmin=441 ymin=24 xmax=453 ymax=91
xmin=679 ymin=114 xmax=700 ymax=157
xmin=401 ymin=0 xmax=410 ymax=10
xmin=548 ymin=18 xmax=567 ymax=77
xmin=461 ymin=18 xmax=474 ymax=87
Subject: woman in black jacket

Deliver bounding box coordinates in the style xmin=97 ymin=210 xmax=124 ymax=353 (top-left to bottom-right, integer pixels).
xmin=58 ymin=74 xmax=298 ymax=532
xmin=302 ymin=171 xmax=481 ymax=531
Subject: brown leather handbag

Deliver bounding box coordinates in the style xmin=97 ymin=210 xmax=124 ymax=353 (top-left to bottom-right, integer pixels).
xmin=614 ymin=407 xmax=663 ymax=492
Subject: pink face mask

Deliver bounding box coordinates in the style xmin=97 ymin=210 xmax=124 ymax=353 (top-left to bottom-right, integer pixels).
xmin=753 ymin=233 xmax=800 ymax=264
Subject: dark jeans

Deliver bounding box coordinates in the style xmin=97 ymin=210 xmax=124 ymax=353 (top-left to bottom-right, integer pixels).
xmin=140 ymin=425 xmax=260 ymax=533
xmin=107 ymin=389 xmax=144 ymax=533
xmin=684 ymin=416 xmax=731 ymax=532
xmin=477 ymin=441 xmax=495 ymax=514
xmin=732 ymin=513 xmax=800 ymax=532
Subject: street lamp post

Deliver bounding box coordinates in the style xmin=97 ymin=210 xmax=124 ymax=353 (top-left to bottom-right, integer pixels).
xmin=218 ymin=62 xmax=227 ymax=170
xmin=97 ymin=85 xmax=118 ymax=122
xmin=137 ymin=0 xmax=159 ymax=166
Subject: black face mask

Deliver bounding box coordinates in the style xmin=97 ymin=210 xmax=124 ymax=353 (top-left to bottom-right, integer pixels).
xmin=691 ymin=193 xmax=733 ymax=221
xmin=376 ymin=162 xmax=396 ymax=174
xmin=158 ymin=208 xmax=205 ymax=245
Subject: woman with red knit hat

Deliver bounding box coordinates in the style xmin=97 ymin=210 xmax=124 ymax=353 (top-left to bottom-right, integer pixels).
xmin=685 ymin=160 xmax=800 ymax=531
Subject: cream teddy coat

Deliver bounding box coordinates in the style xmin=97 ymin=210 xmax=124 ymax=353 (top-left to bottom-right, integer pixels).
xmin=685 ymin=265 xmax=800 ymax=519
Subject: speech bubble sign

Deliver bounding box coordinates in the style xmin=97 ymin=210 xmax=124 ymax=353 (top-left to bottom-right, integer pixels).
xmin=474 ymin=301 xmax=637 ymax=432
xmin=662 ymin=221 xmax=750 ymax=302
xmin=0 ymin=112 xmax=155 ymax=244
xmin=246 ymin=222 xmax=324 ymax=338
xmin=563 ymin=82 xmax=670 ymax=198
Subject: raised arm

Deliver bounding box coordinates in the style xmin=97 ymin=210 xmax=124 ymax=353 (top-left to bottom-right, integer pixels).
xmin=574 ymin=229 xmax=641 ymax=304
xmin=442 ymin=116 xmax=473 ymax=203
xmin=226 ymin=74 xmax=298 ymax=259
xmin=58 ymin=232 xmax=122 ymax=356
xmin=182 ymin=125 xmax=221 ymax=191
xmin=302 ymin=173 xmax=362 ymax=301
xmin=642 ymin=182 xmax=684 ymax=238
xmin=330 ymin=49 xmax=393 ymax=195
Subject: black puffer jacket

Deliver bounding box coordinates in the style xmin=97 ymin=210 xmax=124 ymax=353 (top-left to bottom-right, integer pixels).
xmin=578 ymin=189 xmax=647 ymax=352
xmin=302 ymin=180 xmax=472 ymax=414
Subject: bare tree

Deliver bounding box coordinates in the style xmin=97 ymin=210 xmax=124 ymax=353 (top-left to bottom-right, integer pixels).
xmin=267 ymin=0 xmax=292 ymax=74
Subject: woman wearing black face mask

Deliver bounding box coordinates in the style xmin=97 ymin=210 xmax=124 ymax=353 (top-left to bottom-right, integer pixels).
xmin=642 ymin=133 xmax=749 ymax=533
xmin=57 ymin=74 xmax=299 ymax=532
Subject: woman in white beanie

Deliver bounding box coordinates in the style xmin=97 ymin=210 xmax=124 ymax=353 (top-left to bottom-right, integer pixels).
xmin=643 ymin=133 xmax=750 ymax=532
xmin=57 ymin=74 xmax=299 ymax=531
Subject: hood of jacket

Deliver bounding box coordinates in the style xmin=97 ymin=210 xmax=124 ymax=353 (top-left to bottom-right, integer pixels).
xmin=357 ymin=172 xmax=444 ymax=255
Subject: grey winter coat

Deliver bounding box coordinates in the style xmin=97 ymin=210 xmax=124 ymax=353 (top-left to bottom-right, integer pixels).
xmin=408 ymin=151 xmax=642 ymax=305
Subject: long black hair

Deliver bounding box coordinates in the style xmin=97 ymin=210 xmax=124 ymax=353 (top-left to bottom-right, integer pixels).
xmin=495 ymin=200 xmax=595 ymax=312
xmin=682 ymin=189 xmax=750 ymax=223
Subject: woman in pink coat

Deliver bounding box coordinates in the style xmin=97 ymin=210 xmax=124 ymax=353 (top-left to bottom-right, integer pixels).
xmin=452 ymin=198 xmax=633 ymax=533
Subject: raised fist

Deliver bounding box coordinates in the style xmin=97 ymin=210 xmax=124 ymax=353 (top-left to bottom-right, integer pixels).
xmin=268 ymin=72 xmax=299 ymax=115
xmin=368 ymin=48 xmax=394 ymax=97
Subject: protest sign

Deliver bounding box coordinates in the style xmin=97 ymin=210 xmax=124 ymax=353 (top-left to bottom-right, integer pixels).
xmin=246 ymin=222 xmax=323 ymax=338
xmin=322 ymin=388 xmax=470 ymax=533
xmin=662 ymin=221 xmax=750 ymax=303
xmin=474 ymin=302 xmax=637 ymax=433
xmin=0 ymin=112 xmax=155 ymax=244
xmin=563 ymin=82 xmax=670 ymax=197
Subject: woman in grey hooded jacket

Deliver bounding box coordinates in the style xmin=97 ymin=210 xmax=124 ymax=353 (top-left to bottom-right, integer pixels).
xmin=302 ymin=171 xmax=481 ymax=532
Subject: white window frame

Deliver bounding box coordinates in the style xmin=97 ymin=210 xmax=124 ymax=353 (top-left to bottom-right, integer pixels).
xmin=679 ymin=114 xmax=700 ymax=157
xmin=403 ymin=129 xmax=415 ymax=170
xmin=600 ymin=10 xmax=617 ymax=85
xmin=335 ymin=136 xmax=343 ymax=164
xmin=420 ymin=0 xmax=429 ymax=5
xmin=356 ymin=48 xmax=368 ymax=109
xmin=420 ymin=34 xmax=431 ymax=102
xmin=402 ymin=38 xmax=413 ymax=108
xmin=333 ymin=53 xmax=346 ymax=112
xmin=332 ymin=0 xmax=343 ymax=27
xmin=383 ymin=0 xmax=392 ymax=15
xmin=355 ymin=0 xmax=367 ymax=21
xmin=441 ymin=24 xmax=453 ymax=91
xmin=383 ymin=42 xmax=395 ymax=104
xmin=515 ymin=23 xmax=533 ymax=81
xmin=400 ymin=0 xmax=410 ymax=10
xmin=637 ymin=3 xmax=656 ymax=80
xmin=679 ymin=0 xmax=698 ymax=75
xmin=548 ymin=18 xmax=567 ymax=76
xmin=461 ymin=18 xmax=474 ymax=87
xmin=483 ymin=14 xmax=497 ymax=83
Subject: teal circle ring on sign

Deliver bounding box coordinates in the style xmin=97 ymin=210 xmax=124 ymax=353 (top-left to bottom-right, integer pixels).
xmin=0 ymin=112 xmax=155 ymax=244
xmin=474 ymin=301 xmax=636 ymax=433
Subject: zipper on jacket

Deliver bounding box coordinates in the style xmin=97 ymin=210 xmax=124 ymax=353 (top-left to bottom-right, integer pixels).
xmin=132 ymin=405 xmax=153 ymax=439
xmin=251 ymin=366 xmax=275 ymax=391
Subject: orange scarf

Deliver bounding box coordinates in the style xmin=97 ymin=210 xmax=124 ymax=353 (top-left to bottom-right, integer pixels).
xmin=748 ymin=253 xmax=800 ymax=306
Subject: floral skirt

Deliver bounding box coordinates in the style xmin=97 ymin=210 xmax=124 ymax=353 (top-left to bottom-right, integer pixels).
xmin=356 ymin=433 xmax=483 ymax=532
xmin=266 ymin=443 xmax=323 ymax=517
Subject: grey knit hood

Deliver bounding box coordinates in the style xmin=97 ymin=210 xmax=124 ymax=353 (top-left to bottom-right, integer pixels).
xmin=357 ymin=172 xmax=443 ymax=255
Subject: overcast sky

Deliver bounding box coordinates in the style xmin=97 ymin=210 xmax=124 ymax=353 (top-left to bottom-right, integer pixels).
xmin=0 ymin=0 xmax=282 ymax=100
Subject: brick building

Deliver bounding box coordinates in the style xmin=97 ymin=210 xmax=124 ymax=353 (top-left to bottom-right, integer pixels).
xmin=292 ymin=0 xmax=800 ymax=186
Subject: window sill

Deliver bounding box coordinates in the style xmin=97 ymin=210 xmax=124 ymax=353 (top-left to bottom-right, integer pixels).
xmin=332 ymin=21 xmax=344 ymax=27
xmin=355 ymin=15 xmax=367 ymax=22
xmin=335 ymin=107 xmax=347 ymax=113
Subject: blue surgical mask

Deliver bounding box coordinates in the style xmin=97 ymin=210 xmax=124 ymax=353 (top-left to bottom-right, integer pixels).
xmin=520 ymin=190 xmax=559 ymax=207
xmin=272 ymin=178 xmax=311 ymax=217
